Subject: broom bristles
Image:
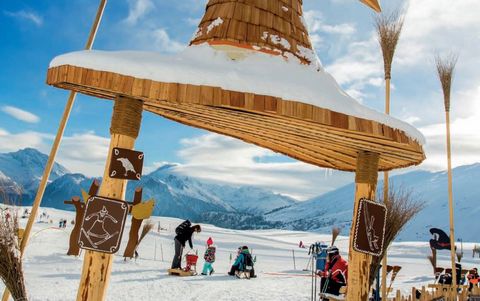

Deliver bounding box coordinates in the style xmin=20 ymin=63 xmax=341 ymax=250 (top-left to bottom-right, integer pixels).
xmin=368 ymin=185 xmax=425 ymax=286
xmin=375 ymin=9 xmax=404 ymax=79
xmin=138 ymin=220 xmax=154 ymax=245
xmin=435 ymin=53 xmax=458 ymax=112
xmin=331 ymin=227 xmax=341 ymax=246
xmin=0 ymin=187 xmax=28 ymax=300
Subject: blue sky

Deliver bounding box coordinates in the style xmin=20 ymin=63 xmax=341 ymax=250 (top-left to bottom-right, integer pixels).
xmin=1 ymin=0 xmax=479 ymax=199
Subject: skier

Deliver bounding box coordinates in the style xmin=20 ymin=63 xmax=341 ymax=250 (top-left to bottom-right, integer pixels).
xmin=299 ymin=240 xmax=305 ymax=248
xmin=467 ymin=268 xmax=479 ymax=291
xmin=228 ymin=246 xmax=256 ymax=278
xmin=318 ymin=246 xmax=348 ymax=297
xmin=171 ymin=220 xmax=201 ymax=270
xmin=201 ymin=237 xmax=216 ymax=275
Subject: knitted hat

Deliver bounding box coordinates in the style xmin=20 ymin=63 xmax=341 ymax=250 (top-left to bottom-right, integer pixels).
xmin=327 ymin=246 xmax=339 ymax=255
xmin=207 ymin=237 xmax=213 ymax=246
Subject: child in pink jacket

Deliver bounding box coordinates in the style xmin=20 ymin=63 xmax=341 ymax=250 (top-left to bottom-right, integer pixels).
xmin=201 ymin=237 xmax=216 ymax=275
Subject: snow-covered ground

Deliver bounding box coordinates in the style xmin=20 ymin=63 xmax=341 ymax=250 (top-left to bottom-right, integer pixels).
xmin=1 ymin=207 xmax=479 ymax=301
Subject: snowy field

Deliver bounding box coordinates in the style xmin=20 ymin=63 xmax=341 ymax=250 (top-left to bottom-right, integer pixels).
xmin=1 ymin=207 xmax=479 ymax=301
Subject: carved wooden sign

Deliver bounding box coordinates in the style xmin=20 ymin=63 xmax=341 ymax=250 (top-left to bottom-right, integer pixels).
xmin=109 ymin=148 xmax=144 ymax=180
xmin=353 ymin=198 xmax=387 ymax=257
xmin=78 ymin=196 xmax=128 ymax=254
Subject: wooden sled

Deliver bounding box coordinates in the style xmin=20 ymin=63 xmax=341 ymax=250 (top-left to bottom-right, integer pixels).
xmin=319 ymin=293 xmax=345 ymax=301
xmin=319 ymin=286 xmax=347 ymax=301
xmin=168 ymin=268 xmax=195 ymax=277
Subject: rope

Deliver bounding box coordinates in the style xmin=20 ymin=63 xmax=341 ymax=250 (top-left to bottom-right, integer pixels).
xmin=355 ymin=151 xmax=379 ymax=185
xmin=110 ymin=96 xmax=143 ymax=138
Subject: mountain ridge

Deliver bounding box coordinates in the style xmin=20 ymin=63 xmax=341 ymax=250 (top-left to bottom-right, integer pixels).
xmin=0 ymin=148 xmax=478 ymax=241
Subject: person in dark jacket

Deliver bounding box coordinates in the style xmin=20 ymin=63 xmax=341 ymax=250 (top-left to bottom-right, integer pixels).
xmin=171 ymin=220 xmax=201 ymax=270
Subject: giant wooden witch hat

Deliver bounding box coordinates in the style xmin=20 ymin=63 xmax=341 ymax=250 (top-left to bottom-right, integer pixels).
xmin=46 ymin=0 xmax=424 ymax=171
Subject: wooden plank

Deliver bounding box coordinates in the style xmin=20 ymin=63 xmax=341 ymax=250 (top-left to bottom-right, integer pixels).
xmin=167 ymin=269 xmax=195 ymax=277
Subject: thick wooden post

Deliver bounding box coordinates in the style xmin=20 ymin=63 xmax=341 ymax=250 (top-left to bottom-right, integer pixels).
xmin=76 ymin=96 xmax=142 ymax=301
xmin=346 ymin=151 xmax=379 ymax=301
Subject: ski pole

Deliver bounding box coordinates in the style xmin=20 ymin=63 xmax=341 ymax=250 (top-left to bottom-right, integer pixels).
xmin=292 ymin=249 xmax=296 ymax=270
xmin=311 ymin=255 xmax=315 ymax=301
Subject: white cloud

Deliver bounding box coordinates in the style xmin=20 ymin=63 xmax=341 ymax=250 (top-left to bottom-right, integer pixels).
xmin=396 ymin=0 xmax=480 ymax=69
xmin=1 ymin=106 xmax=40 ymax=123
xmin=0 ymin=129 xmax=48 ymax=152
xmin=414 ymin=84 xmax=480 ymax=170
xmin=325 ymin=35 xmax=382 ymax=86
xmin=124 ymin=0 xmax=154 ymax=25
xmin=171 ymin=133 xmax=353 ymax=200
xmin=152 ymin=28 xmax=185 ymax=53
xmin=303 ymin=10 xmax=356 ymax=49
xmin=57 ymin=132 xmax=110 ymax=176
xmin=419 ymin=112 xmax=480 ymax=171
xmin=0 ymin=129 xmax=109 ymax=177
xmin=4 ymin=10 xmax=43 ymax=26
xmin=185 ymin=17 xmax=201 ymax=27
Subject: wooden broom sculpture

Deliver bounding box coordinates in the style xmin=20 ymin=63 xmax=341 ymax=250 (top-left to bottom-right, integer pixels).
xmin=375 ymin=10 xmax=404 ymax=301
xmin=331 ymin=227 xmax=341 ymax=246
xmin=0 ymin=208 xmax=27 ymax=301
xmin=436 ymin=53 xmax=459 ymax=286
xmin=133 ymin=220 xmax=155 ymax=258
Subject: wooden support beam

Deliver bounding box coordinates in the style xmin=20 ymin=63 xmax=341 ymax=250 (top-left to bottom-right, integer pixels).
xmin=76 ymin=96 xmax=143 ymax=301
xmin=346 ymin=151 xmax=379 ymax=301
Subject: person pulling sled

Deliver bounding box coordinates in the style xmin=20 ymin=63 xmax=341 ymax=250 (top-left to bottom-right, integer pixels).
xmin=170 ymin=220 xmax=201 ymax=270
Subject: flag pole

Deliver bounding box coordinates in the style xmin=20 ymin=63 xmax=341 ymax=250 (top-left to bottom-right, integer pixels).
xmin=1 ymin=1 xmax=108 ymax=300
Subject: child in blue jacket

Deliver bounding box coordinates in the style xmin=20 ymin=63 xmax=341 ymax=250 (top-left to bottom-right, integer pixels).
xmin=228 ymin=246 xmax=255 ymax=278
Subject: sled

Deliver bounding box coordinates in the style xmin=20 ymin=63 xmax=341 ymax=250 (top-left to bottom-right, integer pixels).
xmin=319 ymin=293 xmax=345 ymax=301
xmin=168 ymin=268 xmax=195 ymax=277
xmin=184 ymin=253 xmax=199 ymax=275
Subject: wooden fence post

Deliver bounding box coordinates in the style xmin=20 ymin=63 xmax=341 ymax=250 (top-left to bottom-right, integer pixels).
xmin=76 ymin=96 xmax=143 ymax=301
xmin=346 ymin=151 xmax=379 ymax=301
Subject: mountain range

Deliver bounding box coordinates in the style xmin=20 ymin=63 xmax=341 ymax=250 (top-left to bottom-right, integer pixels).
xmin=0 ymin=148 xmax=478 ymax=241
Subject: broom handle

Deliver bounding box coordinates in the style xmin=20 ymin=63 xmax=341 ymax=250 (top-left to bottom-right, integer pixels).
xmin=1 ymin=1 xmax=107 ymax=301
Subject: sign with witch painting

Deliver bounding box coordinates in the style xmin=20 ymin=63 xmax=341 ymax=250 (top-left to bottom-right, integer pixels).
xmin=109 ymin=147 xmax=144 ymax=180
xmin=353 ymin=198 xmax=387 ymax=256
xmin=78 ymin=196 xmax=128 ymax=254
